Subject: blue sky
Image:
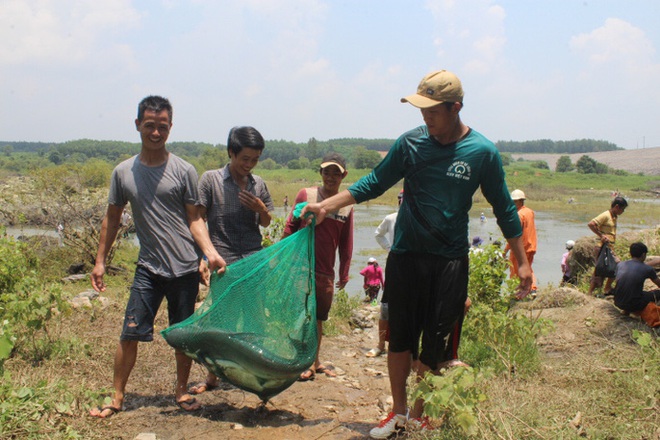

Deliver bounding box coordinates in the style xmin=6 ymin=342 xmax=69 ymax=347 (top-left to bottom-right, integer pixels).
xmin=2 ymin=0 xmax=659 ymax=149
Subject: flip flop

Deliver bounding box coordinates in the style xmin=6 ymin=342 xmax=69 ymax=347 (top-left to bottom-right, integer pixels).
xmin=298 ymin=368 xmax=316 ymax=381
xmin=89 ymin=405 xmax=122 ymax=419
xmin=316 ymin=365 xmax=337 ymax=377
xmin=439 ymin=359 xmax=470 ymax=369
xmin=176 ymin=397 xmax=202 ymax=412
xmin=366 ymin=348 xmax=384 ymax=358
xmin=189 ymin=382 xmax=219 ymax=395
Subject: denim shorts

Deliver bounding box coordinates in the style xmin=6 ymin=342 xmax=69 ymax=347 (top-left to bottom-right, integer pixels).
xmin=121 ymin=265 xmax=200 ymax=342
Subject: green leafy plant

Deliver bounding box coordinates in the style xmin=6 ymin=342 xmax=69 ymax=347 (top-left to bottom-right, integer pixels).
xmin=0 ymin=372 xmax=90 ymax=439
xmin=462 ymin=303 xmax=548 ymax=377
xmin=261 ymin=216 xmax=286 ymax=247
xmin=0 ymin=236 xmax=70 ymax=364
xmin=325 ymin=288 xmax=360 ymax=336
xmin=467 ymin=243 xmax=511 ymax=306
xmin=412 ymin=366 xmax=493 ymax=436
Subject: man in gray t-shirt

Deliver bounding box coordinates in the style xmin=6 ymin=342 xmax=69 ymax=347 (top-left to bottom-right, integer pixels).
xmin=89 ymin=96 xmax=225 ymax=419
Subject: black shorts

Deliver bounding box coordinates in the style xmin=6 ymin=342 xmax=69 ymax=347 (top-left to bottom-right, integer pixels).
xmin=385 ymin=252 xmax=468 ymax=370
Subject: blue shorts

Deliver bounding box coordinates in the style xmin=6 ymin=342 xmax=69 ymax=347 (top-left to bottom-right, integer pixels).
xmin=121 ymin=265 xmax=200 ymax=342
xmin=385 ymin=252 xmax=468 ymax=370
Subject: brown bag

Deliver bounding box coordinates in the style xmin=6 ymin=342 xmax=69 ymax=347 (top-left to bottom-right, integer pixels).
xmin=639 ymin=302 xmax=660 ymax=328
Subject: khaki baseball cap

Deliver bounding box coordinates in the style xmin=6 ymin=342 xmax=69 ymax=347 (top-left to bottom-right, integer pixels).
xmin=400 ymin=70 xmax=464 ymax=108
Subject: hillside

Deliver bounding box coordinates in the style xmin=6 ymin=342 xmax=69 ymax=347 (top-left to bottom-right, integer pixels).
xmin=511 ymin=146 xmax=660 ymax=175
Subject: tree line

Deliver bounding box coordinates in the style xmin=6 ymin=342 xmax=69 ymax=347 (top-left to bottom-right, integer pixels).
xmin=496 ymin=138 xmax=621 ymax=154
xmin=0 ymin=137 xmax=623 ymax=174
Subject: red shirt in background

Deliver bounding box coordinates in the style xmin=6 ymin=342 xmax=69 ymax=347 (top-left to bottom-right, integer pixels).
xmin=283 ymin=187 xmax=354 ymax=285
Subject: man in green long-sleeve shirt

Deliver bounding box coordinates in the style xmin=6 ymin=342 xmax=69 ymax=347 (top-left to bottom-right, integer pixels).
xmin=303 ymin=69 xmax=532 ymax=438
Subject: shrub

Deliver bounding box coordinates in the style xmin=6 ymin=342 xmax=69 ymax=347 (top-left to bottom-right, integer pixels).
xmin=325 ymin=288 xmax=360 ymax=336
xmin=412 ymin=366 xmax=492 ymax=436
xmin=467 ymin=243 xmax=510 ymax=306
xmin=261 ymin=217 xmax=285 ymax=247
xmin=0 ymin=236 xmax=70 ymax=369
xmin=556 ymin=155 xmax=574 ymax=172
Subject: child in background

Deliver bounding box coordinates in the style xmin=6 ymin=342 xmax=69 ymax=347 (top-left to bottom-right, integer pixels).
xmin=360 ymin=257 xmax=384 ymax=303
xmin=561 ymin=240 xmax=576 ymax=285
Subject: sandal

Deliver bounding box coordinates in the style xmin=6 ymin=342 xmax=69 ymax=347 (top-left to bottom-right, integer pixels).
xmin=89 ymin=405 xmax=122 ymax=419
xmin=176 ymin=397 xmax=202 ymax=412
xmin=189 ymin=382 xmax=219 ymax=395
xmin=298 ymin=368 xmax=316 ymax=381
xmin=439 ymin=359 xmax=470 ymax=369
xmin=366 ymin=348 xmax=384 ymax=358
xmin=316 ymin=365 xmax=337 ymax=377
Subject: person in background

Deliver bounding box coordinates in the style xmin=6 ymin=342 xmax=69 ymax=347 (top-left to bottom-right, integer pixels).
xmin=89 ymin=96 xmax=226 ymax=418
xmin=360 ymin=257 xmax=384 ymax=303
xmin=612 ymin=242 xmax=660 ymax=327
xmin=283 ymin=195 xmax=289 ymax=213
xmin=301 ymin=69 xmax=531 ymax=438
xmin=283 ymin=152 xmax=353 ymax=381
xmin=368 ymin=190 xmax=404 ymax=358
xmin=505 ymin=189 xmax=538 ymax=292
xmin=57 ymin=222 xmax=64 ymax=246
xmin=120 ymin=210 xmax=131 ymax=238
xmin=587 ymin=196 xmax=628 ymax=296
xmin=560 ymin=240 xmax=576 ymax=285
xmin=190 ymin=126 xmax=274 ymax=395
xmin=374 ymin=190 xmax=403 ymax=251
xmin=471 ymin=236 xmax=484 ymax=251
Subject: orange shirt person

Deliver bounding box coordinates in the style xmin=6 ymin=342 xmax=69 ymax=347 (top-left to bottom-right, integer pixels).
xmin=505 ymin=189 xmax=538 ymax=292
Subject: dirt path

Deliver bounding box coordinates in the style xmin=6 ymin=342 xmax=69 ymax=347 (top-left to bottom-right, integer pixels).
xmin=85 ymin=303 xmax=392 ymax=440
xmin=82 ymin=290 xmax=649 ymax=440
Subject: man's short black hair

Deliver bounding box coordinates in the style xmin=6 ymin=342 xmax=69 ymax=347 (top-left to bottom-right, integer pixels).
xmin=137 ymin=96 xmax=173 ymax=122
xmin=630 ymin=242 xmax=648 ymax=258
xmin=227 ymin=126 xmax=265 ymax=158
xmin=611 ymin=196 xmax=628 ymax=209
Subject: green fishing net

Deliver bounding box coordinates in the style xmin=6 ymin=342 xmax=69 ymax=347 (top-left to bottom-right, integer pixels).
xmin=162 ymin=212 xmax=316 ymax=401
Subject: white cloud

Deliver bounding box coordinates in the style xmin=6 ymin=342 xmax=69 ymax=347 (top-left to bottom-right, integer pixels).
xmin=425 ymin=0 xmax=507 ymax=74
xmin=569 ymin=18 xmax=660 ymax=99
xmin=0 ymin=0 xmax=141 ymax=66
xmin=570 ymin=18 xmax=655 ymax=67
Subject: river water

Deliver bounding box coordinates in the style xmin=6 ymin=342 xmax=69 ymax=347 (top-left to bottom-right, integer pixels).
xmin=336 ymin=204 xmax=655 ymax=297
xmin=5 ymin=204 xmax=655 ymax=296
